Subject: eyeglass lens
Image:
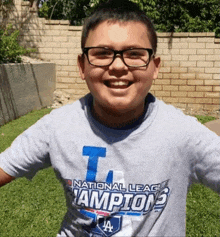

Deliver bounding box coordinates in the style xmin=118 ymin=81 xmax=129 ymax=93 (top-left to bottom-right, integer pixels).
xmin=87 ymin=48 xmax=150 ymax=67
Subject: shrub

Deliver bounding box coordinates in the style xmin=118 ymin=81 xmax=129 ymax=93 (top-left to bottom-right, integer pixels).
xmin=0 ymin=24 xmax=35 ymax=64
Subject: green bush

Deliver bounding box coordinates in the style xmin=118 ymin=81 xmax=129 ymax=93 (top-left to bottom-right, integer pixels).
xmin=0 ymin=24 xmax=35 ymax=64
xmin=37 ymin=0 xmax=220 ymax=37
xmin=38 ymin=2 xmax=49 ymax=19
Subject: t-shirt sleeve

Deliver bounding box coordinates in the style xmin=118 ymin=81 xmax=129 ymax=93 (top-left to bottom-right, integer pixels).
xmin=0 ymin=113 xmax=52 ymax=180
xmin=189 ymin=119 xmax=220 ymax=193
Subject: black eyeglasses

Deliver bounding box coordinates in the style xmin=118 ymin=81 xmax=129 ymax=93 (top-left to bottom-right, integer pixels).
xmin=83 ymin=47 xmax=154 ymax=67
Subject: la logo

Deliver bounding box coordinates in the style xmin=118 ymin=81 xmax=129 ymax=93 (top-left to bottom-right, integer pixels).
xmin=103 ymin=219 xmax=113 ymax=232
xmin=97 ymin=215 xmax=122 ymax=237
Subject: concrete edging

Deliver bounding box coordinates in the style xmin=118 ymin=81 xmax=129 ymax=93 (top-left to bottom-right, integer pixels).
xmin=0 ymin=62 xmax=56 ymax=126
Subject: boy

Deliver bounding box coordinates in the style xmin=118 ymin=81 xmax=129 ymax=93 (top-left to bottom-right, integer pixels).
xmin=0 ymin=0 xmax=219 ymax=236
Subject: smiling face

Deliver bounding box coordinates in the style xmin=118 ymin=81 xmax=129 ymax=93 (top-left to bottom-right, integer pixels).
xmin=78 ymin=21 xmax=160 ymax=124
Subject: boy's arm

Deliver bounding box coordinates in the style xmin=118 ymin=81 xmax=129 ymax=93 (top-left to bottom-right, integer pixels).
xmin=0 ymin=168 xmax=15 ymax=187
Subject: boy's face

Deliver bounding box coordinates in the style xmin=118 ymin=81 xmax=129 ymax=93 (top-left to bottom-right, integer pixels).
xmin=78 ymin=21 xmax=160 ymax=117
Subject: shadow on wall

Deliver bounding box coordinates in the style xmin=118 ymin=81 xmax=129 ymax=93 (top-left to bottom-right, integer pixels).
xmin=0 ymin=63 xmax=56 ymax=126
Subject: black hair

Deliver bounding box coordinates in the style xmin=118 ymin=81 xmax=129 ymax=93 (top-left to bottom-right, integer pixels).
xmin=81 ymin=0 xmax=157 ymax=53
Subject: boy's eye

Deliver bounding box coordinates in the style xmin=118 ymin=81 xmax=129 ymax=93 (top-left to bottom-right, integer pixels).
xmin=125 ymin=50 xmax=145 ymax=58
xmin=91 ymin=49 xmax=113 ymax=57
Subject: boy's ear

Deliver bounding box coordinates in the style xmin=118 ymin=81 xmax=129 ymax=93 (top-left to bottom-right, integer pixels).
xmin=153 ymin=56 xmax=161 ymax=79
xmin=77 ymin=54 xmax=85 ymax=80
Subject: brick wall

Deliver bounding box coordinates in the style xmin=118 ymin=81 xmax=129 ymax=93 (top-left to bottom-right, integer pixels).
xmin=152 ymin=33 xmax=220 ymax=116
xmin=1 ymin=0 xmax=219 ymax=116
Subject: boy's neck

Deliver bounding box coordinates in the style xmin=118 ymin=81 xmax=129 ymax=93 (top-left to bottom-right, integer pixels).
xmin=91 ymin=101 xmax=146 ymax=129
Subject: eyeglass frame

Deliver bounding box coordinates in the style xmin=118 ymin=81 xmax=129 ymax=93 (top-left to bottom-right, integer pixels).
xmin=82 ymin=47 xmax=155 ymax=68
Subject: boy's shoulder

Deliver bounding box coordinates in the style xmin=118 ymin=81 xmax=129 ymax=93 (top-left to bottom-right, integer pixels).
xmin=156 ymin=98 xmax=196 ymax=122
xmin=154 ymin=99 xmax=215 ymax=140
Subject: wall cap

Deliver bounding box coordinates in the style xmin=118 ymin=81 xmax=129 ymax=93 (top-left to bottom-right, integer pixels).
xmin=215 ymin=38 xmax=220 ymax=44
xmin=69 ymin=26 xmax=83 ymax=31
xmin=157 ymin=32 xmax=216 ymax=37
xmin=1 ymin=62 xmax=55 ymax=65
xmin=45 ymin=20 xmax=70 ymax=25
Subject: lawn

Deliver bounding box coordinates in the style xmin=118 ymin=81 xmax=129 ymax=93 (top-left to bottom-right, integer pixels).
xmin=0 ymin=109 xmax=219 ymax=236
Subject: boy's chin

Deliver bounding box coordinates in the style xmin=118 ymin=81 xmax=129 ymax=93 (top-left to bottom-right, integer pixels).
xmin=96 ymin=99 xmax=144 ymax=115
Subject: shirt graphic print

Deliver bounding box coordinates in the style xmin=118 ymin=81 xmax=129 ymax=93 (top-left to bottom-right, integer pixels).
xmin=64 ymin=146 xmax=170 ymax=236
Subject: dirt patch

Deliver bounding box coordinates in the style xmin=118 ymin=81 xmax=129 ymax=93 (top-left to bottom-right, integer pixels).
xmin=51 ymin=90 xmax=75 ymax=109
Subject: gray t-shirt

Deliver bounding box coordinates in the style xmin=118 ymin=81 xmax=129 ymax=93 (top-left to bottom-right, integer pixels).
xmin=0 ymin=93 xmax=220 ymax=237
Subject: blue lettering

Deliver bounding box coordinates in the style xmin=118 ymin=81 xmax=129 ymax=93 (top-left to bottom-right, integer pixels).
xmin=83 ymin=146 xmax=106 ymax=182
xmin=106 ymin=170 xmax=113 ymax=183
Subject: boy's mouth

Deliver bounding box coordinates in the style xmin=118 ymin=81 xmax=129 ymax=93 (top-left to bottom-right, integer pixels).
xmin=104 ymin=80 xmax=132 ymax=89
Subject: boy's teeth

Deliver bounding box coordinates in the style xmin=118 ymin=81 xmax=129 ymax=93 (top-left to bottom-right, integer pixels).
xmin=110 ymin=81 xmax=129 ymax=86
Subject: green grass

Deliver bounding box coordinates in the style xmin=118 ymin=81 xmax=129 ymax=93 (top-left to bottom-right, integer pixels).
xmin=186 ymin=184 xmax=220 ymax=237
xmin=186 ymin=115 xmax=220 ymax=237
xmin=0 ymin=168 xmax=66 ymax=236
xmin=0 ymin=108 xmax=53 ymax=152
xmin=0 ymin=111 xmax=219 ymax=236
xmin=0 ymin=109 xmax=66 ymax=236
xmin=194 ymin=115 xmax=217 ymax=125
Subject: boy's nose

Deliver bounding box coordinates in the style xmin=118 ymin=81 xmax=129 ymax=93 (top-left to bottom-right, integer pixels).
xmin=109 ymin=55 xmax=128 ymax=70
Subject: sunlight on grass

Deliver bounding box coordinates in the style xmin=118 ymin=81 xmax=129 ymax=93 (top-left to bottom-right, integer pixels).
xmin=0 ymin=108 xmax=53 ymax=153
xmin=195 ymin=115 xmax=216 ymax=124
